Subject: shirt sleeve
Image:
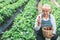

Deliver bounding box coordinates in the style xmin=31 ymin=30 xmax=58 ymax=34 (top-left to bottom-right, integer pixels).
xmin=50 ymin=14 xmax=56 ymax=34
xmin=34 ymin=14 xmax=41 ymax=31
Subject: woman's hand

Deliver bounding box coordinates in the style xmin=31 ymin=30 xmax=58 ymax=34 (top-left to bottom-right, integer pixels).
xmin=38 ymin=16 xmax=40 ymax=26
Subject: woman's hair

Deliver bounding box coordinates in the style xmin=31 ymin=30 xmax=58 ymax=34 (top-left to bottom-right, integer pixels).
xmin=42 ymin=4 xmax=52 ymax=13
xmin=42 ymin=4 xmax=51 ymax=10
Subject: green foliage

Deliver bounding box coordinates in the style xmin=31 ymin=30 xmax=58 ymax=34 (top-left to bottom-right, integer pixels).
xmin=2 ymin=0 xmax=37 ymax=40
xmin=0 ymin=0 xmax=28 ymax=23
xmin=0 ymin=0 xmax=18 ymax=9
xmin=57 ymin=0 xmax=60 ymax=5
xmin=1 ymin=0 xmax=60 ymax=40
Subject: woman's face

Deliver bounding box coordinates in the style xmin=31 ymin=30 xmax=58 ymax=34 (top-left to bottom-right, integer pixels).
xmin=42 ymin=9 xmax=51 ymax=16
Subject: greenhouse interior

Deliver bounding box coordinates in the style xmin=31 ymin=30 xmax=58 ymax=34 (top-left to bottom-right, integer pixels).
xmin=0 ymin=0 xmax=60 ymax=40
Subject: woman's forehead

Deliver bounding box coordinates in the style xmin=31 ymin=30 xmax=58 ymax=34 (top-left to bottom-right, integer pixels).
xmin=42 ymin=8 xmax=51 ymax=11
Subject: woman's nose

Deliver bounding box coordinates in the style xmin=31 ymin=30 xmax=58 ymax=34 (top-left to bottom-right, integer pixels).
xmin=44 ymin=11 xmax=47 ymax=14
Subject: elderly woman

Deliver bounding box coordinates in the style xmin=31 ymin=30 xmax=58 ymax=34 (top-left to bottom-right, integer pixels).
xmin=38 ymin=0 xmax=60 ymax=14
xmin=34 ymin=4 xmax=58 ymax=40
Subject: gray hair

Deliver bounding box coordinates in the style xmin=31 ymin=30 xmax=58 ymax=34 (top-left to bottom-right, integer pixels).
xmin=42 ymin=4 xmax=51 ymax=10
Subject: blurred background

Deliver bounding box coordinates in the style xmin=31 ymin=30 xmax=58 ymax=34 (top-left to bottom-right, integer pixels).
xmin=0 ymin=0 xmax=60 ymax=40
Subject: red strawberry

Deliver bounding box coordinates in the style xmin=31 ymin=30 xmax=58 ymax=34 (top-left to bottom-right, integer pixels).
xmin=47 ymin=27 xmax=51 ymax=30
xmin=38 ymin=16 xmax=40 ymax=20
xmin=38 ymin=16 xmax=40 ymax=26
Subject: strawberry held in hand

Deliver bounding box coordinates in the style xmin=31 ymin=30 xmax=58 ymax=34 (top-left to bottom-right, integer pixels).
xmin=38 ymin=16 xmax=40 ymax=26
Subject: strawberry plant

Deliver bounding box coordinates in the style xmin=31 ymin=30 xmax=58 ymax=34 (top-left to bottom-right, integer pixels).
xmin=2 ymin=0 xmax=37 ymax=40
xmin=1 ymin=0 xmax=60 ymax=40
xmin=0 ymin=0 xmax=18 ymax=9
xmin=0 ymin=0 xmax=28 ymax=24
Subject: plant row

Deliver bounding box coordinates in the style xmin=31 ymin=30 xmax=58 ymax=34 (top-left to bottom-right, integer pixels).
xmin=0 ymin=0 xmax=28 ymax=24
xmin=0 ymin=0 xmax=18 ymax=9
xmin=2 ymin=0 xmax=37 ymax=40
